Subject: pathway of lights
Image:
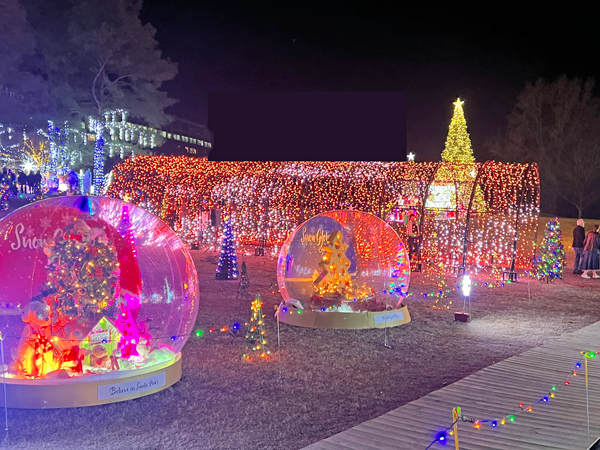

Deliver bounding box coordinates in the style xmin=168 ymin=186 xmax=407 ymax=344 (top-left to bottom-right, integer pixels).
xmin=107 ymin=157 xmax=540 ymax=281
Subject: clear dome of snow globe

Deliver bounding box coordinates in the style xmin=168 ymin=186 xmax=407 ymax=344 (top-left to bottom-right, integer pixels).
xmin=277 ymin=210 xmax=410 ymax=329
xmin=0 ymin=196 xmax=199 ymax=385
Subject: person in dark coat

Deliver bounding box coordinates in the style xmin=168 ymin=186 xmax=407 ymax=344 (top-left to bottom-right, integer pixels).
xmin=407 ymin=213 xmax=420 ymax=261
xmin=33 ymin=171 xmax=42 ymax=189
xmin=581 ymin=225 xmax=600 ymax=278
xmin=573 ymin=219 xmax=586 ymax=274
xmin=17 ymin=170 xmax=26 ymax=194
xmin=25 ymin=171 xmax=34 ymax=194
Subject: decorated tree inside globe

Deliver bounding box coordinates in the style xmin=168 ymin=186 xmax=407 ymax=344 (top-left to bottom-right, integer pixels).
xmin=536 ymin=218 xmax=565 ymax=282
xmin=242 ymin=295 xmax=269 ymax=361
xmin=216 ymin=219 xmax=239 ymax=280
xmin=312 ymin=230 xmax=375 ymax=310
xmin=41 ymin=217 xmax=121 ymax=323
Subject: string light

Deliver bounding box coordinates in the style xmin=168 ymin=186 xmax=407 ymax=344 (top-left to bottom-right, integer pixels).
xmin=426 ymin=351 xmax=594 ymax=448
xmin=107 ymin=158 xmax=540 ymax=284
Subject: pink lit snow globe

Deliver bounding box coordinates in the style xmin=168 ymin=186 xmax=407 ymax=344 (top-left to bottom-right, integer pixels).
xmin=0 ymin=196 xmax=199 ymax=407
xmin=277 ymin=210 xmax=410 ymax=329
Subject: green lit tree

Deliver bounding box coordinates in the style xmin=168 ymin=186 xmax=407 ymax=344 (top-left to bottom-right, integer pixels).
xmin=535 ymin=218 xmax=566 ymax=282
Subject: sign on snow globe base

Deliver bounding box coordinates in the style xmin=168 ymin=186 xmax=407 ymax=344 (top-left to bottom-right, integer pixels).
xmin=277 ymin=210 xmax=411 ymax=329
xmin=0 ymin=196 xmax=199 ymax=408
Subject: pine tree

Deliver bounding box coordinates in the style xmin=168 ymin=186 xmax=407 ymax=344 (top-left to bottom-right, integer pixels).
xmin=216 ymin=219 xmax=239 ymax=280
xmin=242 ymin=295 xmax=269 ymax=361
xmin=536 ymin=218 xmax=566 ymax=282
xmin=441 ymin=98 xmax=475 ymax=164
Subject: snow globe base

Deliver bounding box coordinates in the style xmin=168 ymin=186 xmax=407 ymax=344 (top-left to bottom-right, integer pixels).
xmin=278 ymin=303 xmax=411 ymax=329
xmin=0 ymin=352 xmax=181 ymax=409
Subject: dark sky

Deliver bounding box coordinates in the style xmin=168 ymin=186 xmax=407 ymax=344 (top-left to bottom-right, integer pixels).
xmin=140 ymin=1 xmax=600 ymax=162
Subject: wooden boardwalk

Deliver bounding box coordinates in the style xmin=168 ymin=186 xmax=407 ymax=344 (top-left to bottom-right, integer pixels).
xmin=303 ymin=321 xmax=600 ymax=450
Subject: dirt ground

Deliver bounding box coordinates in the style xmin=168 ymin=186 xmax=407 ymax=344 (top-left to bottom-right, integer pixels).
xmin=1 ymin=245 xmax=599 ymax=450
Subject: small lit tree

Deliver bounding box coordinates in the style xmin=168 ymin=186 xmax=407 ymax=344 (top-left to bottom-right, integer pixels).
xmin=535 ymin=218 xmax=565 ymax=282
xmin=216 ymin=219 xmax=239 ymax=280
xmin=242 ymin=295 xmax=269 ymax=362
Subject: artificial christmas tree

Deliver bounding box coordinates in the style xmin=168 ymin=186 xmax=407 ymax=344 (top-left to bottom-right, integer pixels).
xmin=216 ymin=219 xmax=239 ymax=280
xmin=434 ymin=98 xmax=485 ymax=213
xmin=441 ymin=98 xmax=475 ymax=164
xmin=535 ymin=218 xmax=566 ymax=282
xmin=42 ymin=217 xmax=121 ymax=321
xmin=242 ymin=295 xmax=270 ymax=361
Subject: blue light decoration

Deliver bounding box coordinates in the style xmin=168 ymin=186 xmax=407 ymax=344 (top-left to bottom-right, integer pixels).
xmin=47 ymin=120 xmax=58 ymax=189
xmin=58 ymin=122 xmax=70 ymax=177
xmin=216 ymin=219 xmax=239 ymax=280
xmin=93 ymin=122 xmax=105 ymax=195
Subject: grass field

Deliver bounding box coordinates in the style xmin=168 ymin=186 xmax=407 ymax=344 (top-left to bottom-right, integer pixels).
xmin=2 ymin=246 xmax=600 ymax=450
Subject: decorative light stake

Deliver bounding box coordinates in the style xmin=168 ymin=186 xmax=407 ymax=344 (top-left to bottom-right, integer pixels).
xmin=455 ymin=274 xmax=471 ymax=322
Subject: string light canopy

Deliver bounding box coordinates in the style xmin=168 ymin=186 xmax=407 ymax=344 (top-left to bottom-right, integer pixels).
xmin=107 ymin=157 xmax=540 ymax=280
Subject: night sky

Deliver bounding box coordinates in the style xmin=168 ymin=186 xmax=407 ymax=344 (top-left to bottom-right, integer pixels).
xmin=141 ymin=1 xmax=600 ymax=162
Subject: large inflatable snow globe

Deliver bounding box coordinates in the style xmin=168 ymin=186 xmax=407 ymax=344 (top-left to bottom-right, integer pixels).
xmin=0 ymin=196 xmax=199 ymax=408
xmin=277 ymin=210 xmax=410 ymax=329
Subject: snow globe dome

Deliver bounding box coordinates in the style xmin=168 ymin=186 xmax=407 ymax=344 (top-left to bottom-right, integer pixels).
xmin=0 ymin=196 xmax=199 ymax=407
xmin=276 ymin=210 xmax=411 ymax=329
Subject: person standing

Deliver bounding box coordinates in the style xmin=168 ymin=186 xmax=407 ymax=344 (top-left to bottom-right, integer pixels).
xmin=17 ymin=170 xmax=26 ymax=194
xmin=407 ymin=213 xmax=420 ymax=261
xmin=573 ymin=219 xmax=586 ymax=274
xmin=581 ymin=225 xmax=600 ymax=278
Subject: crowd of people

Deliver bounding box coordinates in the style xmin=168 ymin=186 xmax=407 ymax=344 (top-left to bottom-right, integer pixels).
xmin=1 ymin=168 xmax=42 ymax=195
xmin=572 ymin=219 xmax=600 ymax=278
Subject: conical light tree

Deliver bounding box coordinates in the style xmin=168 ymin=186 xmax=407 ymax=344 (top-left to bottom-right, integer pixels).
xmin=434 ymin=98 xmax=485 ymax=213
xmin=242 ymin=295 xmax=269 ymax=362
xmin=535 ymin=218 xmax=566 ymax=282
xmin=441 ymin=98 xmax=475 ymax=164
xmin=216 ymin=219 xmax=239 ymax=280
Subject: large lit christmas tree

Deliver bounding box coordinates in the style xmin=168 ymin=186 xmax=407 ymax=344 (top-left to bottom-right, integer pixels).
xmin=216 ymin=219 xmax=239 ymax=280
xmin=535 ymin=218 xmax=566 ymax=282
xmin=242 ymin=295 xmax=269 ymax=361
xmin=441 ymin=98 xmax=475 ymax=164
xmin=434 ymin=98 xmax=485 ymax=213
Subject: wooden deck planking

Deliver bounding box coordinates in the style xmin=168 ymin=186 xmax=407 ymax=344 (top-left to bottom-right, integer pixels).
xmin=303 ymin=321 xmax=600 ymax=450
